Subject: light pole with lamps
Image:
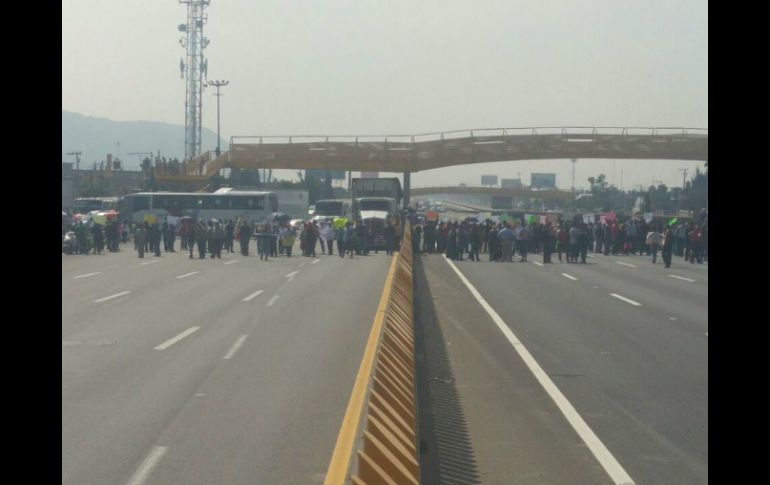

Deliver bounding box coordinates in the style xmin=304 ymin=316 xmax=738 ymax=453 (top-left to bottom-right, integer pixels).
xmin=207 ymin=79 xmax=229 ymax=156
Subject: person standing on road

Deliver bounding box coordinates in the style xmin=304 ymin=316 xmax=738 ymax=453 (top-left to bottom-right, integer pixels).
xmin=567 ymin=224 xmax=580 ymax=263
xmin=487 ymin=224 xmax=499 ymax=262
xmin=646 ymin=224 xmax=663 ymax=264
xmin=517 ymin=223 xmax=530 ymax=262
xmin=238 ymin=221 xmax=251 ymax=256
xmin=497 ymin=223 xmax=514 ymax=262
xmin=543 ymin=222 xmax=555 ymax=263
xmin=210 ymin=222 xmax=224 ymax=259
xmin=134 ymin=223 xmax=147 ymax=259
xmin=556 ymin=224 xmax=567 ymax=262
xmin=577 ymin=223 xmax=589 ymax=264
xmin=196 ymin=220 xmax=209 ymax=259
xmin=384 ymin=221 xmax=396 ymax=256
xmin=468 ymin=224 xmax=476 ymax=262
xmin=335 ymin=224 xmax=346 ymax=257
xmin=661 ymin=225 xmax=674 ymax=268
xmin=187 ymin=221 xmax=196 ymax=259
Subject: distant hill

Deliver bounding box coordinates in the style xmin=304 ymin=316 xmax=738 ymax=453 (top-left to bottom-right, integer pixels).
xmin=61 ymin=111 xmax=225 ymax=170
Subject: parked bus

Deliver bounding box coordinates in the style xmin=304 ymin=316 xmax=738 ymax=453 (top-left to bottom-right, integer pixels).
xmin=73 ymin=197 xmax=119 ymax=213
xmin=119 ymin=191 xmax=278 ymax=224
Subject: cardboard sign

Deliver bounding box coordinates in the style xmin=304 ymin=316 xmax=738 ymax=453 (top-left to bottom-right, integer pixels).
xmin=143 ymin=214 xmax=157 ymax=224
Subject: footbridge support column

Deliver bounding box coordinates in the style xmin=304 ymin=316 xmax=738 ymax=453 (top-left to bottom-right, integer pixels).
xmin=403 ymin=171 xmax=411 ymax=209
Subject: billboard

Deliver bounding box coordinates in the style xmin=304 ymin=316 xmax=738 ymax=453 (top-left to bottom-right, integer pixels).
xmin=481 ymin=175 xmax=498 ymax=186
xmin=306 ymin=169 xmax=346 ymax=180
xmin=501 ymin=178 xmax=522 ymax=189
xmin=530 ymin=173 xmax=557 ymax=189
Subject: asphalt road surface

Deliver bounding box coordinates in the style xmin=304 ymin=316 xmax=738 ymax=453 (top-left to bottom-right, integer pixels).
xmin=62 ymin=245 xmax=391 ymax=485
xmin=416 ymin=248 xmax=707 ymax=484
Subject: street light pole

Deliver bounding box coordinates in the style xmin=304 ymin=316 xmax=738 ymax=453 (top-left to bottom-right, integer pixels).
xmin=207 ymin=79 xmax=229 ymax=156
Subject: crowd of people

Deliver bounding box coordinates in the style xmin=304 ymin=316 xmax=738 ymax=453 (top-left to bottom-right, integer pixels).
xmin=63 ymin=208 xmax=707 ymax=271
xmin=408 ymin=208 xmax=708 ymax=269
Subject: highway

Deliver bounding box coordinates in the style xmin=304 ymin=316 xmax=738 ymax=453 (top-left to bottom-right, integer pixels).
xmin=415 ymin=249 xmax=707 ymax=485
xmin=62 ymin=246 xmax=390 ymax=485
xmin=63 ymin=242 xmax=707 ymax=484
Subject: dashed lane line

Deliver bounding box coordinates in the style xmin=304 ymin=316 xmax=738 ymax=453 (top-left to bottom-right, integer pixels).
xmin=154 ymin=327 xmax=200 ymax=350
xmin=267 ymin=295 xmax=280 ymax=307
xmin=285 ymin=271 xmax=299 ymax=278
xmin=126 ymin=446 xmax=168 ymax=485
xmin=175 ymin=271 xmax=199 ymax=279
xmin=223 ymin=335 xmax=248 ymax=360
xmin=140 ymin=260 xmax=159 ymax=266
xmin=94 ymin=291 xmax=131 ymax=303
xmin=668 ymin=274 xmax=695 ymax=282
xmin=609 ymin=293 xmax=642 ymax=307
xmin=73 ymin=272 xmax=101 ymax=279
xmin=562 ymin=273 xmax=578 ymax=281
xmin=242 ymin=290 xmax=264 ymax=302
xmin=615 ymin=261 xmax=637 ymax=268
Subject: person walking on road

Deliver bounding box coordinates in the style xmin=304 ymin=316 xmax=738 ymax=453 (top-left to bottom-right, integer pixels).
xmin=210 ymin=222 xmax=224 ymax=259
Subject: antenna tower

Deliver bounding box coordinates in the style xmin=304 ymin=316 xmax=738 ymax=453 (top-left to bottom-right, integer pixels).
xmin=178 ymin=1 xmax=211 ymax=162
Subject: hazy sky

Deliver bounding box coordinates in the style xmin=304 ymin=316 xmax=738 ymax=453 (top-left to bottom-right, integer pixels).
xmin=62 ymin=0 xmax=707 ymax=190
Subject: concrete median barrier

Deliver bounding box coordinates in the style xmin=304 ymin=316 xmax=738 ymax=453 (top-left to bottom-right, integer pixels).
xmin=325 ymin=223 xmax=419 ymax=485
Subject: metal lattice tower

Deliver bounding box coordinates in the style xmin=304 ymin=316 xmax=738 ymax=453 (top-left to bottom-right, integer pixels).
xmin=178 ymin=1 xmax=210 ymax=162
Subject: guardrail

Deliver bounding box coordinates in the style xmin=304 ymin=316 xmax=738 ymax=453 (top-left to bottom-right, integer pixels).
xmin=325 ymin=223 xmax=419 ymax=485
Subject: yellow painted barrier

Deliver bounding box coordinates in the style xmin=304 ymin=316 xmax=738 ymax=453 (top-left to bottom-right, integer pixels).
xmin=325 ymin=223 xmax=419 ymax=485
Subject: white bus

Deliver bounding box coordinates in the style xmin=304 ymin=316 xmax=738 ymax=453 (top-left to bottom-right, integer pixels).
xmin=73 ymin=197 xmax=119 ymax=214
xmin=119 ymin=191 xmax=278 ymax=224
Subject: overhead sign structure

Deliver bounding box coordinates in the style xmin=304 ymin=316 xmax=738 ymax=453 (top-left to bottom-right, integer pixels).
xmin=481 ymin=175 xmax=498 ymax=186
xmin=306 ymin=169 xmax=346 ymax=180
xmin=501 ymin=178 xmax=522 ymax=189
xmin=531 ymin=173 xmax=557 ymax=189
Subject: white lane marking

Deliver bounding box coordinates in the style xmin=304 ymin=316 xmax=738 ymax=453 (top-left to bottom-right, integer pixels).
xmin=126 ymin=446 xmax=168 ymax=485
xmin=311 ymin=259 xmax=320 ymax=264
xmin=242 ymin=290 xmax=264 ymax=302
xmin=561 ymin=273 xmax=578 ymax=281
xmin=615 ymin=261 xmax=637 ymax=268
xmin=285 ymin=271 xmax=299 ymax=278
xmin=195 ymin=393 xmax=205 ymax=397
xmin=609 ymin=293 xmax=642 ymax=307
xmin=668 ymin=274 xmax=695 ymax=282
xmin=224 ymin=260 xmax=238 ymax=265
xmin=73 ymin=272 xmax=101 ymax=279
xmin=176 ymin=271 xmax=199 ymax=279
xmin=223 ymin=335 xmax=248 ymax=360
xmin=669 ymin=317 xmax=678 ymax=321
xmin=443 ymin=256 xmax=635 ymax=485
xmin=140 ymin=260 xmax=159 ymax=266
xmin=287 ymin=276 xmax=295 ymax=283
xmin=299 ymin=262 xmax=306 ymax=268
xmin=154 ymin=327 xmax=200 ymax=350
xmin=532 ymin=261 xmax=544 ymax=266
xmin=587 ymin=254 xmax=596 ymax=258
xmin=94 ymin=291 xmax=131 ymax=303
xmin=267 ymin=295 xmax=280 ymax=307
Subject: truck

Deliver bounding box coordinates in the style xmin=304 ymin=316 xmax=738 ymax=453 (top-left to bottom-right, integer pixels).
xmin=351 ymin=178 xmax=403 ymax=250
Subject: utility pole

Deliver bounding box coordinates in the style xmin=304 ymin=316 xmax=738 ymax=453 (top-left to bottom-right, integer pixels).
xmin=207 ymin=79 xmax=229 ymax=156
xmin=66 ymin=151 xmax=82 ymax=172
xmin=679 ymin=168 xmax=689 ymax=189
xmin=570 ymin=158 xmax=577 ymax=194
